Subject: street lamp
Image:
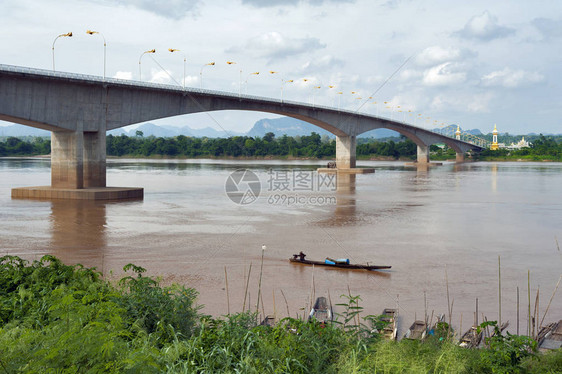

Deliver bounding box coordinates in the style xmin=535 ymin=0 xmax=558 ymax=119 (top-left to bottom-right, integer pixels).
xmin=86 ymin=30 xmax=106 ymax=80
xmin=327 ymin=85 xmax=335 ymax=108
xmin=52 ymin=32 xmax=72 ymax=71
xmin=226 ymin=61 xmax=241 ymax=96
xmin=256 ymin=244 xmax=267 ymax=315
xmin=371 ymin=101 xmax=379 ymax=116
xmin=336 ymin=91 xmax=343 ymax=110
xmin=312 ymin=85 xmax=321 ymax=107
xmin=138 ymin=49 xmax=156 ymax=81
xmin=281 ymin=78 xmax=293 ymax=103
xmin=244 ymin=72 xmax=259 ymax=94
xmin=168 ymin=48 xmax=186 ymax=89
xmin=200 ymin=62 xmax=215 ymax=89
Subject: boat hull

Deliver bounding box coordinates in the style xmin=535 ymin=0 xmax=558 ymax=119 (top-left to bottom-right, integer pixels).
xmin=289 ymin=258 xmax=391 ymax=271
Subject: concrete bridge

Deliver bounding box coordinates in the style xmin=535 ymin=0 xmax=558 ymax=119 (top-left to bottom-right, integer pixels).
xmin=0 ymin=64 xmax=483 ymax=199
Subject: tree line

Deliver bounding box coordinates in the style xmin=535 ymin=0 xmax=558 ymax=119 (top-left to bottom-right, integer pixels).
xmin=2 ymin=133 xmax=561 ymax=160
xmin=0 ymin=136 xmax=50 ymax=156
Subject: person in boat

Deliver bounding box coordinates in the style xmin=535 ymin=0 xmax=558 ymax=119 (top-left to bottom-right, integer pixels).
xmin=292 ymin=251 xmax=307 ymax=261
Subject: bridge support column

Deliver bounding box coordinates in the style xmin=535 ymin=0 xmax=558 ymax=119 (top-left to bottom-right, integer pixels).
xmin=416 ymin=145 xmax=430 ymax=164
xmin=13 ymin=128 xmax=142 ymax=200
xmin=336 ymin=135 xmax=356 ymax=169
xmin=456 ymin=152 xmax=465 ymax=163
xmin=83 ymin=131 xmax=106 ymax=187
xmin=51 ymin=130 xmax=84 ymax=189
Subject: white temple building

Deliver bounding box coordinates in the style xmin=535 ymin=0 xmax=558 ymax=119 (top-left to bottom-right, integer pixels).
xmin=507 ymin=137 xmax=531 ymax=150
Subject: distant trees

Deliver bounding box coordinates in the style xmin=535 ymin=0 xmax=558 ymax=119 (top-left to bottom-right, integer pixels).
xmin=19 ymin=132 xmax=562 ymax=160
xmin=477 ymin=134 xmax=562 ymax=160
xmin=0 ymin=137 xmax=50 ymax=156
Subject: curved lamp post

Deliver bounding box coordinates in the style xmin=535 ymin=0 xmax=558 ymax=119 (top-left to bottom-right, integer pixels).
xmin=336 ymin=91 xmax=343 ymax=110
xmin=200 ymin=62 xmax=215 ymax=89
xmin=226 ymin=61 xmax=240 ymax=96
xmin=371 ymin=101 xmax=379 ymax=116
xmin=86 ymin=30 xmax=106 ymax=79
xmin=327 ymin=85 xmax=335 ymax=107
xmin=312 ymin=85 xmax=321 ymax=107
xmin=139 ymin=49 xmax=156 ymax=81
xmin=168 ymin=48 xmax=186 ymax=88
xmin=52 ymin=32 xmax=73 ymax=71
xmin=244 ymin=72 xmax=259 ymax=94
xmin=281 ymin=78 xmax=293 ymax=103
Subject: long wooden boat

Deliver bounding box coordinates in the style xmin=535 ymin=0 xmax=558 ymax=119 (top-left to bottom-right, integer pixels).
xmin=289 ymin=257 xmax=391 ymax=271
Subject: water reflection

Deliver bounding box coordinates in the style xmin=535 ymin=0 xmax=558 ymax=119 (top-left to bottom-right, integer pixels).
xmin=315 ymin=173 xmax=358 ymax=227
xmin=491 ymin=164 xmax=498 ymax=193
xmin=49 ymin=200 xmax=108 ymax=269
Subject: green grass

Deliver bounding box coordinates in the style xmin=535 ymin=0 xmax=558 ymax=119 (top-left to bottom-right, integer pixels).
xmin=1 ymin=255 xmax=560 ymax=373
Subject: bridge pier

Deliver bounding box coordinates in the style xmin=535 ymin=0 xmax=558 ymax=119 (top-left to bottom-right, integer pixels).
xmin=455 ymin=152 xmax=465 ymax=163
xmin=83 ymin=130 xmax=106 ymax=187
xmin=51 ymin=130 xmax=84 ymax=189
xmin=335 ymin=135 xmax=356 ymax=169
xmin=12 ymin=129 xmax=142 ymax=200
xmin=51 ymin=129 xmax=106 ymax=188
xmin=416 ymin=145 xmax=430 ymax=164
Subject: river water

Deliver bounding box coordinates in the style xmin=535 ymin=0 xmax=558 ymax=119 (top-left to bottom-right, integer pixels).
xmin=1 ymin=158 xmax=561 ymax=337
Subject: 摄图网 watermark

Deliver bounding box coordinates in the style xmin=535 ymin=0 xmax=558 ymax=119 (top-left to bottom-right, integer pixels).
xmin=225 ymin=169 xmax=337 ymax=206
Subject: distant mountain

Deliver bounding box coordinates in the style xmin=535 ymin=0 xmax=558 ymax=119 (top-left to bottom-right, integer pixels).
xmin=248 ymin=117 xmax=402 ymax=139
xmin=359 ymin=128 xmax=400 ymax=138
xmin=432 ymin=125 xmax=482 ymax=136
xmin=465 ymin=129 xmax=482 ymax=135
xmin=247 ymin=117 xmax=334 ymax=138
xmin=190 ymin=126 xmax=244 ymax=138
xmin=133 ymin=123 xmax=178 ymax=137
xmin=108 ymin=124 xmax=244 ymax=138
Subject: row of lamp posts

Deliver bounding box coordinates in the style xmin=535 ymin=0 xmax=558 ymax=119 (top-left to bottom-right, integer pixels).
xmin=51 ymin=32 xmax=447 ymax=128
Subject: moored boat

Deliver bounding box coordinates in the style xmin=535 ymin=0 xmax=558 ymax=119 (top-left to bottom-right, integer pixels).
xmin=309 ymin=296 xmax=333 ymax=323
xmin=290 ymin=252 xmax=391 ymax=271
xmin=380 ymin=308 xmax=398 ymax=340
xmin=459 ymin=325 xmax=482 ymax=348
xmin=536 ymin=319 xmax=562 ymax=351
xmin=404 ymin=320 xmax=427 ymax=340
xmin=260 ymin=315 xmax=276 ymax=327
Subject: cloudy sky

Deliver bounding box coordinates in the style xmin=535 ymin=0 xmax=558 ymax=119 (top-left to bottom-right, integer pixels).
xmin=1 ymin=0 xmax=561 ymax=134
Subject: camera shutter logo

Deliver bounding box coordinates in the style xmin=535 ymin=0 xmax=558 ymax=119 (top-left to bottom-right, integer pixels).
xmin=225 ymin=169 xmax=261 ymax=205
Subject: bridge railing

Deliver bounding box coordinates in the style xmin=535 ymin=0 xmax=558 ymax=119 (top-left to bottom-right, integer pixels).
xmin=1 ymin=64 xmax=482 ymax=148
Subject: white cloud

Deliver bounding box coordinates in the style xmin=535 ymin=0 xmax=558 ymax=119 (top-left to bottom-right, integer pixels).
xmin=415 ymin=46 xmax=475 ymax=67
xmin=113 ymin=71 xmax=133 ymax=80
xmin=149 ymin=69 xmax=173 ymax=84
xmin=481 ymin=67 xmax=544 ymax=88
xmin=455 ymin=11 xmax=515 ymax=41
xmin=399 ymin=69 xmax=423 ymax=81
xmin=299 ymin=55 xmax=344 ymax=74
xmin=229 ymin=32 xmax=326 ymax=61
xmin=430 ymin=92 xmax=494 ymax=113
xmin=241 ymin=0 xmax=354 ymax=7
xmin=112 ymin=0 xmax=201 ymax=19
xmin=422 ymin=62 xmax=466 ymax=86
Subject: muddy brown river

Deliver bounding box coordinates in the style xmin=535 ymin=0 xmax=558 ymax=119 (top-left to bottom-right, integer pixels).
xmin=1 ymin=158 xmax=561 ymax=337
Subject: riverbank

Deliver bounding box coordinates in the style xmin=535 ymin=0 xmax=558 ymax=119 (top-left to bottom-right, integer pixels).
xmin=1 ymin=255 xmax=559 ymax=373
xmin=4 ymin=154 xmax=561 ymax=163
